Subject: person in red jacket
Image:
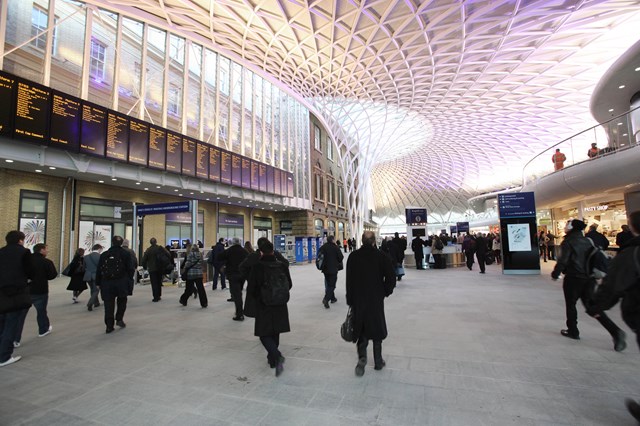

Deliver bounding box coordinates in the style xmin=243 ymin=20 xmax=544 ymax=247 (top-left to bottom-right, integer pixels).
xmin=587 ymin=143 xmax=599 ymax=159
xmin=552 ymin=148 xmax=567 ymax=171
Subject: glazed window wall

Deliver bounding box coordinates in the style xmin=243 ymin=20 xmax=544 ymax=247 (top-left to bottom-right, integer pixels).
xmin=1 ymin=0 xmax=310 ymax=200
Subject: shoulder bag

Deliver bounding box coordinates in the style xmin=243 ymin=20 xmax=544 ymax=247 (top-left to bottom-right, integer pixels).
xmin=340 ymin=307 xmax=356 ymax=342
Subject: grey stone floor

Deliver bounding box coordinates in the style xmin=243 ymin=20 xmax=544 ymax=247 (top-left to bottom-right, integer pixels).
xmin=1 ymin=257 xmax=640 ymax=425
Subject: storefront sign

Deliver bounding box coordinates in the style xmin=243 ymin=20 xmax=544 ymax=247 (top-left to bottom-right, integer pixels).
xmin=137 ymin=201 xmax=191 ymax=216
xmin=219 ymin=213 xmax=243 ymax=226
xmin=280 ymin=220 xmax=293 ymax=231
xmin=405 ymin=208 xmax=427 ymax=226
xmin=583 ymin=205 xmax=609 ymax=212
xmin=165 ymin=212 xmax=204 ymax=223
xmin=498 ymin=192 xmax=536 ymax=218
xmin=254 ymin=217 xmax=272 ymax=228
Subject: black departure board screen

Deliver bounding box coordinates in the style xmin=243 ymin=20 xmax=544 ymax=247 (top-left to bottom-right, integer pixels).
xmin=220 ymin=150 xmax=232 ymax=184
xmin=196 ymin=143 xmax=209 ymax=179
xmin=181 ymin=137 xmax=196 ymax=177
xmin=287 ymin=172 xmax=294 ymax=197
xmin=148 ymin=125 xmax=166 ymax=170
xmin=50 ymin=91 xmax=80 ymax=151
xmin=128 ymin=118 xmax=149 ymax=166
xmin=241 ymin=158 xmax=251 ymax=189
xmin=250 ymin=160 xmax=259 ymax=190
xmin=274 ymin=168 xmax=282 ymax=196
xmin=259 ymin=164 xmax=267 ymax=192
xmin=209 ymin=147 xmax=221 ymax=181
xmin=0 ymin=71 xmax=15 ymax=137
xmin=231 ymin=154 xmax=242 ymax=186
xmin=105 ymin=111 xmax=128 ymax=161
xmin=80 ymin=102 xmax=107 ymax=156
xmin=165 ymin=131 xmax=182 ymax=173
xmin=266 ymin=165 xmax=275 ymax=194
xmin=14 ymin=79 xmax=50 ymax=142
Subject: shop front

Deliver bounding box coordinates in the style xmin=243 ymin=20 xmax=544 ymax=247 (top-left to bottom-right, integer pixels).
xmin=253 ymin=217 xmax=273 ymax=244
xmin=165 ymin=211 xmax=205 ymax=248
xmin=78 ymin=197 xmax=134 ymax=252
xmin=550 ymin=199 xmax=627 ymax=248
xmin=218 ymin=213 xmax=244 ymax=241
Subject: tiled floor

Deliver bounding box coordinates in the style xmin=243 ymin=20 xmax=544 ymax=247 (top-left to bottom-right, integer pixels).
xmin=1 ymin=257 xmax=639 ymax=425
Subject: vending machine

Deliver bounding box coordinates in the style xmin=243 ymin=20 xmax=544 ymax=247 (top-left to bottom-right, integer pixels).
xmin=285 ymin=236 xmax=296 ymax=263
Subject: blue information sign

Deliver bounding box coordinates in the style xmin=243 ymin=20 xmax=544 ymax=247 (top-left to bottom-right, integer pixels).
xmin=498 ymin=192 xmax=536 ymax=218
xmin=456 ymin=222 xmax=470 ymax=233
xmin=274 ymin=234 xmax=286 ymax=254
xmin=405 ymin=208 xmax=427 ymax=225
xmin=450 ymin=225 xmax=457 ymax=234
xmin=136 ymin=201 xmax=191 ymax=216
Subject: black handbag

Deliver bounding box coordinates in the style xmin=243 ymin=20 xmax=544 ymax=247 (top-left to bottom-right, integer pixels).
xmin=61 ymin=262 xmax=73 ymax=277
xmin=0 ymin=285 xmax=32 ymax=314
xmin=340 ymin=307 xmax=356 ymax=342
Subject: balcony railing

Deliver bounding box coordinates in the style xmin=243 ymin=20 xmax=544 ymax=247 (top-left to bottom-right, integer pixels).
xmin=522 ymin=106 xmax=640 ymax=187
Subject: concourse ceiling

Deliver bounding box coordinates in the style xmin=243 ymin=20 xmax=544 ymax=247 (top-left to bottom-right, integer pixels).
xmin=90 ymin=0 xmax=640 ymax=223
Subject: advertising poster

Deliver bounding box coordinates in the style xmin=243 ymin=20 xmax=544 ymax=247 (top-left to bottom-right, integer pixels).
xmin=507 ymin=223 xmax=531 ymax=252
xmin=79 ymin=220 xmax=95 ymax=252
xmin=19 ymin=218 xmax=45 ymax=252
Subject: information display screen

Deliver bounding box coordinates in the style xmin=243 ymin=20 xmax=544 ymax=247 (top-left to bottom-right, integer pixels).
xmin=209 ymin=147 xmax=221 ymax=181
xmin=14 ymin=79 xmax=50 ymax=142
xmin=165 ymin=131 xmax=182 ymax=173
xmin=0 ymin=72 xmax=16 ymax=137
xmin=49 ymin=91 xmax=80 ymax=151
xmin=274 ymin=168 xmax=282 ymax=196
xmin=80 ymin=102 xmax=107 ymax=156
xmin=266 ymin=165 xmax=275 ymax=194
xmin=287 ymin=172 xmax=294 ymax=197
xmin=105 ymin=111 xmax=128 ymax=161
xmin=259 ymin=164 xmax=267 ymax=192
xmin=220 ymin=150 xmax=232 ymax=184
xmin=128 ymin=118 xmax=149 ymax=166
xmin=196 ymin=143 xmax=209 ymax=179
xmin=250 ymin=160 xmax=259 ymax=190
xmin=231 ymin=154 xmax=242 ymax=186
xmin=148 ymin=125 xmax=167 ymax=170
xmin=241 ymin=158 xmax=251 ymax=189
xmin=182 ymin=137 xmax=196 ymax=177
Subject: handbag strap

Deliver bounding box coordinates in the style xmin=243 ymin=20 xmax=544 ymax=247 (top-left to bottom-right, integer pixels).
xmin=184 ymin=257 xmax=200 ymax=272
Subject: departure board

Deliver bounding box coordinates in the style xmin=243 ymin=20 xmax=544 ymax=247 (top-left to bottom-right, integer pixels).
xmin=80 ymin=102 xmax=107 ymax=156
xmin=148 ymin=125 xmax=167 ymax=170
xmin=209 ymin=147 xmax=221 ymax=181
xmin=266 ymin=166 xmax=275 ymax=194
xmin=49 ymin=91 xmax=80 ymax=151
xmin=231 ymin=154 xmax=242 ymax=186
xmin=165 ymin=131 xmax=182 ymax=173
xmin=250 ymin=160 xmax=259 ymax=190
xmin=241 ymin=158 xmax=251 ymax=189
xmin=182 ymin=137 xmax=196 ymax=177
xmin=259 ymin=164 xmax=267 ymax=192
xmin=287 ymin=172 xmax=294 ymax=197
xmin=274 ymin=168 xmax=282 ymax=196
xmin=128 ymin=118 xmax=149 ymax=166
xmin=220 ymin=150 xmax=232 ymax=184
xmin=196 ymin=143 xmax=209 ymax=179
xmin=0 ymin=71 xmax=15 ymax=137
xmin=105 ymin=111 xmax=128 ymax=161
xmin=14 ymin=79 xmax=50 ymax=142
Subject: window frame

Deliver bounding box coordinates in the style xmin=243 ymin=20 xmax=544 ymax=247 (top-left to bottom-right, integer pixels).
xmin=89 ymin=37 xmax=107 ymax=82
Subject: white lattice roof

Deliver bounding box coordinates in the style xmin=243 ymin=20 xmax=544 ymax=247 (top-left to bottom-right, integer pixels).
xmin=90 ymin=0 xmax=640 ymax=224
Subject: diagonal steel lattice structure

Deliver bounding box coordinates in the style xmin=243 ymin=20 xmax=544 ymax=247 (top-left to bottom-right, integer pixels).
xmin=88 ymin=0 xmax=640 ymax=235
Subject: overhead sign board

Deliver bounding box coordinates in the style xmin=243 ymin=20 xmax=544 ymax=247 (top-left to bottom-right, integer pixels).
xmin=456 ymin=222 xmax=470 ymax=233
xmin=405 ymin=208 xmax=427 ymax=226
xmin=498 ymin=192 xmax=536 ymax=219
xmin=136 ymin=201 xmax=191 ymax=216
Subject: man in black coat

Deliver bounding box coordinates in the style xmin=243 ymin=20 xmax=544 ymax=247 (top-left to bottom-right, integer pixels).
xmin=97 ymin=236 xmax=135 ymax=334
xmin=346 ymin=231 xmax=396 ymax=377
xmin=475 ymin=234 xmax=488 ymax=273
xmin=616 ymin=225 xmax=633 ymax=247
xmin=218 ymin=237 xmax=249 ymax=320
xmin=0 ymin=231 xmax=31 ymax=367
xmin=141 ymin=238 xmax=170 ymax=302
xmin=209 ymin=238 xmax=227 ymax=290
xmin=318 ymin=235 xmax=344 ymax=309
xmin=585 ymin=224 xmax=609 ymax=250
xmin=411 ymin=235 xmax=425 ymax=269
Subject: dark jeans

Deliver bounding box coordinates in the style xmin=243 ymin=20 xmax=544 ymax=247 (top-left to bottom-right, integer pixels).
xmin=414 ymin=254 xmax=424 ymax=269
xmin=548 ymin=245 xmax=556 ymax=260
xmin=15 ymin=294 xmax=50 ymax=341
xmin=149 ymin=271 xmax=163 ymax=300
xmin=228 ymin=276 xmax=245 ymax=316
xmin=0 ymin=309 xmax=26 ymax=362
xmin=87 ymin=280 xmax=100 ymax=308
xmin=563 ymin=276 xmax=621 ymax=337
xmin=356 ymin=337 xmax=383 ymax=365
xmin=259 ymin=334 xmax=281 ymax=365
xmin=465 ymin=251 xmax=474 ymax=270
xmin=540 ymin=245 xmax=548 ymax=261
xmin=180 ymin=278 xmax=208 ymax=307
xmin=476 ymin=252 xmax=486 ymax=272
xmin=103 ymin=295 xmax=127 ymax=328
xmin=323 ymin=273 xmax=337 ymax=302
xmin=212 ymin=266 xmax=226 ymax=289
xmin=493 ymin=250 xmax=501 ymax=264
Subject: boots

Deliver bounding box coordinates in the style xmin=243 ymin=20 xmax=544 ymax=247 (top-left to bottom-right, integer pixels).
xmin=373 ymin=341 xmax=386 ymax=370
xmin=355 ymin=339 xmax=367 ymax=377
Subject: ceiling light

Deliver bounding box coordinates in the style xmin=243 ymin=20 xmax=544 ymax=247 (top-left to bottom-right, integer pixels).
xmin=98 ymin=180 xmax=104 ymax=183
xmin=618 ymin=122 xmax=623 ymax=126
xmin=609 ymin=108 xmax=614 ymax=112
xmin=636 ymin=66 xmax=640 ymax=71
xmin=190 ymin=192 xmax=194 ymax=195
xmin=135 ymin=182 xmax=141 ymax=185
xmin=619 ymin=85 xmax=626 ymax=89
xmin=111 ymin=178 xmax=117 ymax=181
xmin=5 ymin=159 xmax=13 ymax=163
xmin=174 ymin=189 xmax=179 ymax=192
xmin=206 ymin=198 xmax=210 ymax=201
xmin=144 ymin=187 xmax=149 ymax=190
xmin=49 ymin=166 xmax=56 ymax=170
xmin=35 ymin=169 xmax=42 ymax=173
xmin=156 ymin=186 xmax=161 ymax=189
xmin=178 ymin=193 xmax=183 ymax=196
xmin=623 ymin=133 xmax=628 ymax=136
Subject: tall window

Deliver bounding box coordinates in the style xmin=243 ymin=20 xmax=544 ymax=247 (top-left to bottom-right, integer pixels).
xmin=89 ymin=38 xmax=107 ymax=82
xmin=168 ymin=84 xmax=181 ymax=115
xmin=327 ymin=139 xmax=334 ymax=160
xmin=328 ymin=180 xmax=335 ymax=204
xmin=338 ymin=185 xmax=344 ymax=207
xmin=314 ymin=124 xmax=321 ymax=151
xmin=314 ymin=174 xmax=324 ymax=200
xmin=31 ymin=6 xmax=57 ymax=54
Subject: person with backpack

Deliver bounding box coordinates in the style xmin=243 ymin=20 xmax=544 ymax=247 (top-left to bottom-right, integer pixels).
xmin=208 ymin=238 xmax=227 ymax=291
xmin=317 ymin=235 xmax=344 ymax=309
xmin=96 ymin=236 xmax=135 ymax=334
xmin=551 ymin=219 xmax=626 ymax=350
xmin=141 ymin=238 xmax=171 ymax=302
xmin=244 ymin=241 xmax=292 ymax=377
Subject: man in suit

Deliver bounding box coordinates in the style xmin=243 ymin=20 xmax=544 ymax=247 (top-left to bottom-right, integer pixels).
xmin=318 ymin=235 xmax=344 ymax=309
xmin=217 ymin=237 xmax=249 ymax=320
xmin=97 ymin=236 xmax=135 ymax=334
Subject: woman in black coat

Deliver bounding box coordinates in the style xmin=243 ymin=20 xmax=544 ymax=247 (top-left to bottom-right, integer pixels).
xmin=66 ymin=248 xmax=87 ymax=303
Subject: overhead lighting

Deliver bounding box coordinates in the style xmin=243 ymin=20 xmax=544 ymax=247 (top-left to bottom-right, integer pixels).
xmin=174 ymin=189 xmax=179 ymax=192
xmin=49 ymin=166 xmax=56 ymax=170
xmin=35 ymin=169 xmax=42 ymax=173
xmin=206 ymin=198 xmax=210 ymax=201
xmin=178 ymin=193 xmax=183 ymax=196
xmin=609 ymin=108 xmax=614 ymax=112
xmin=98 ymin=180 xmax=104 ymax=183
xmin=5 ymin=159 xmax=13 ymax=163
xmin=135 ymin=182 xmax=141 ymax=185
xmin=623 ymin=133 xmax=628 ymax=137
xmin=635 ymin=66 xmax=640 ymax=72
xmin=619 ymin=85 xmax=626 ymax=89
xmin=144 ymin=187 xmax=149 ymax=190
xmin=190 ymin=192 xmax=194 ymax=195
xmin=618 ymin=122 xmax=623 ymax=126
xmin=111 ymin=178 xmax=117 ymax=181
xmin=156 ymin=186 xmax=161 ymax=189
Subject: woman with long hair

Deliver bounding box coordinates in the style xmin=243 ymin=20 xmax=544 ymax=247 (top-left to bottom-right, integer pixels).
xmin=66 ymin=248 xmax=87 ymax=303
xmin=244 ymin=241 xmax=255 ymax=254
xmin=179 ymin=244 xmax=207 ymax=308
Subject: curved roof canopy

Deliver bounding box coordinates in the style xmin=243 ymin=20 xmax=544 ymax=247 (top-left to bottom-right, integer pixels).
xmin=89 ymin=0 xmax=640 ymax=225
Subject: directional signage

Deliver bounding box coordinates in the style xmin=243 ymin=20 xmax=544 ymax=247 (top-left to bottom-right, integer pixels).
xmin=498 ymin=192 xmax=536 ymax=219
xmin=405 ymin=208 xmax=427 ymax=226
xmin=136 ymin=201 xmax=191 ymax=216
xmin=456 ymin=222 xmax=470 ymax=233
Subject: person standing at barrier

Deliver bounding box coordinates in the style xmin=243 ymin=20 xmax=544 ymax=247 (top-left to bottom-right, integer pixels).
xmin=552 ymin=148 xmax=567 ymax=171
xmin=141 ymin=238 xmax=171 ymax=302
xmin=209 ymin=238 xmax=227 ymax=290
xmin=411 ymin=235 xmax=425 ymax=270
xmin=462 ymin=234 xmax=476 ymax=270
xmin=318 ymin=235 xmax=344 ymax=309
xmin=587 ymin=143 xmax=599 ymax=158
xmin=217 ymin=237 xmax=248 ymax=320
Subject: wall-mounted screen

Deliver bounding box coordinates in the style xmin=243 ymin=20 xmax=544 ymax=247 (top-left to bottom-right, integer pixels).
xmin=148 ymin=125 xmax=167 ymax=170
xmin=0 ymin=71 xmax=15 ymax=137
xmin=250 ymin=160 xmax=259 ymax=190
xmin=241 ymin=158 xmax=251 ymax=189
xmin=231 ymin=154 xmax=242 ymax=186
xmin=220 ymin=150 xmax=232 ymax=184
xmin=105 ymin=111 xmax=128 ymax=161
xmin=14 ymin=79 xmax=50 ymax=143
xmin=259 ymin=164 xmax=267 ymax=192
xmin=196 ymin=143 xmax=209 ymax=179
xmin=182 ymin=137 xmax=196 ymax=177
xmin=266 ymin=166 xmax=275 ymax=194
xmin=80 ymin=102 xmax=107 ymax=157
xmin=49 ymin=91 xmax=80 ymax=152
xmin=274 ymin=168 xmax=282 ymax=196
xmin=165 ymin=131 xmax=182 ymax=173
xmin=209 ymin=147 xmax=221 ymax=181
xmin=128 ymin=118 xmax=149 ymax=166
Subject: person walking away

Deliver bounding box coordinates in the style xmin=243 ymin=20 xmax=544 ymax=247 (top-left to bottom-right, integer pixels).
xmin=141 ymin=238 xmax=171 ymax=302
xmin=347 ymin=231 xmax=396 ymax=376
xmin=217 ymin=237 xmax=248 ymax=319
xmin=14 ymin=243 xmax=57 ymax=345
xmin=83 ymin=244 xmax=103 ymax=311
xmin=122 ymin=239 xmax=138 ymax=294
xmin=0 ymin=231 xmax=31 ymax=367
xmin=411 ymin=235 xmax=425 ymax=270
xmin=546 ymin=231 xmax=558 ymax=261
xmin=244 ymin=241 xmax=292 ymax=376
xmin=66 ymin=248 xmax=87 ymax=303
xmin=552 ymin=148 xmax=567 ymax=171
xmin=617 ymin=225 xmax=633 ymax=248
xmin=475 ymin=234 xmax=488 ymax=273
xmin=461 ymin=234 xmax=476 ymax=270
xmin=209 ymin=238 xmax=227 ymax=290
xmin=551 ymin=219 xmax=626 ymax=349
xmin=585 ymin=224 xmax=609 ymax=250
xmin=492 ymin=235 xmax=502 ymax=265
xmin=97 ymin=236 xmax=135 ymax=333
xmin=587 ymin=143 xmax=599 ymax=159
xmin=538 ymin=230 xmax=548 ymax=262
xmin=318 ymin=235 xmax=344 ymax=309
xmin=431 ymin=236 xmax=445 ymax=269
xmin=179 ymin=245 xmax=207 ymax=308
xmin=347 ymin=238 xmax=353 ymax=252
xmin=342 ymin=238 xmax=347 ymax=252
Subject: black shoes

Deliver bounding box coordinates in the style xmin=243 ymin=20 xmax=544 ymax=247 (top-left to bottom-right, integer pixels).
xmin=355 ymin=357 xmax=366 ymax=377
xmin=88 ymin=305 xmax=93 ymax=311
xmin=232 ymin=315 xmax=244 ymax=321
xmin=152 ymin=298 xmax=161 ymax=302
xmin=227 ymin=298 xmax=234 ymax=302
xmin=561 ymin=329 xmax=580 ymax=340
xmin=330 ymin=298 xmax=338 ymax=304
xmin=275 ymin=356 xmax=285 ymax=377
xmin=180 ymin=299 xmax=187 ymax=306
xmin=323 ymin=300 xmax=330 ymax=309
xmin=374 ymin=359 xmax=386 ymax=371
xmin=614 ymin=330 xmax=627 ymax=352
xmin=116 ymin=320 xmax=126 ymax=328
xmin=106 ymin=327 xmax=114 ymax=334
xmin=626 ymin=399 xmax=640 ymax=422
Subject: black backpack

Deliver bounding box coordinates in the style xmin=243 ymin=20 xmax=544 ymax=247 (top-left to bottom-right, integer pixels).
xmin=316 ymin=250 xmax=325 ymax=271
xmin=100 ymin=251 xmax=125 ymax=280
xmin=156 ymin=249 xmax=173 ymax=274
xmin=435 ymin=239 xmax=444 ymax=250
xmin=260 ymin=260 xmax=290 ymax=306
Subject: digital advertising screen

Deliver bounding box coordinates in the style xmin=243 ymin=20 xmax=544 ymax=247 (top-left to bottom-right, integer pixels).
xmin=220 ymin=150 xmax=232 ymax=184
xmin=165 ymin=131 xmax=182 ymax=173
xmin=49 ymin=91 xmax=80 ymax=152
xmin=209 ymin=147 xmax=221 ymax=181
xmin=196 ymin=143 xmax=209 ymax=179
xmin=148 ymin=125 xmax=167 ymax=170
xmin=105 ymin=111 xmax=128 ymax=161
xmin=181 ymin=137 xmax=196 ymax=177
xmin=231 ymin=154 xmax=242 ymax=186
xmin=14 ymin=79 xmax=50 ymax=143
xmin=0 ymin=71 xmax=16 ymax=137
xmin=128 ymin=118 xmax=149 ymax=166
xmin=80 ymin=102 xmax=107 ymax=157
xmin=241 ymin=158 xmax=251 ymax=189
